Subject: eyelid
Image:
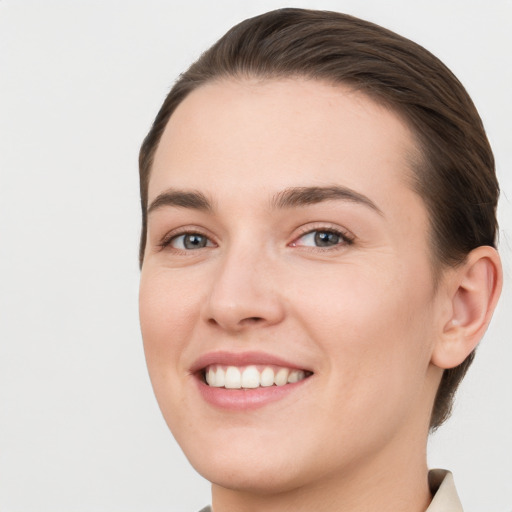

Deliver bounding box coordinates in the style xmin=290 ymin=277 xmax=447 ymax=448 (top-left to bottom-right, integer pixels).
xmin=155 ymin=222 xmax=354 ymax=252
xmin=289 ymin=223 xmax=355 ymax=248
xmin=158 ymin=226 xmax=217 ymax=251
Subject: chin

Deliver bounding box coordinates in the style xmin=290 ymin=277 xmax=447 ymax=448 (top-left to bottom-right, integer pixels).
xmin=194 ymin=453 xmax=307 ymax=495
xmin=175 ymin=426 xmax=313 ymax=494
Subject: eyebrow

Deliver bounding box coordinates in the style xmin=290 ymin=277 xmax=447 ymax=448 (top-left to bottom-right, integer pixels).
xmin=271 ymin=186 xmax=383 ymax=215
xmin=147 ymin=185 xmax=382 ymax=216
xmin=147 ymin=189 xmax=213 ymax=215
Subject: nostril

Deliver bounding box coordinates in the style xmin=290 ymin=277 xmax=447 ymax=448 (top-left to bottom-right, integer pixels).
xmin=207 ymin=316 xmax=265 ymax=329
xmin=243 ymin=317 xmax=264 ymax=324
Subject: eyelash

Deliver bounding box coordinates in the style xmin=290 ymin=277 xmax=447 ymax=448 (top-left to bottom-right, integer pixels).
xmin=157 ymin=226 xmax=354 ymax=252
xmin=158 ymin=229 xmax=214 ymax=251
xmin=291 ymin=225 xmax=354 ymax=250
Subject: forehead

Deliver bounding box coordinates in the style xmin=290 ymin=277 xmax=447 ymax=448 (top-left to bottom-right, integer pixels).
xmin=150 ymin=78 xmax=422 ymax=219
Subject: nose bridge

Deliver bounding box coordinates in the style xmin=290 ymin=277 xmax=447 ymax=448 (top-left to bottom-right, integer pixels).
xmin=203 ymin=233 xmax=284 ymax=331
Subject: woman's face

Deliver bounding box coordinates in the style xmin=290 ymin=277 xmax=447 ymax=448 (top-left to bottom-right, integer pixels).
xmin=139 ymin=79 xmax=444 ymax=492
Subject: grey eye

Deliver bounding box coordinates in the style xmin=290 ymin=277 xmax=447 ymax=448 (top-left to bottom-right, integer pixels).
xmin=171 ymin=233 xmax=211 ymax=250
xmin=296 ymin=230 xmax=344 ymax=247
xmin=314 ymin=231 xmax=341 ymax=247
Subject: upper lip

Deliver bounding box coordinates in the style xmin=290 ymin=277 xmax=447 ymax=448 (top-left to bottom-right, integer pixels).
xmin=190 ymin=350 xmax=313 ymax=374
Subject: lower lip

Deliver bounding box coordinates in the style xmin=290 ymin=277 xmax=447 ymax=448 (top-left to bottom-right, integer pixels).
xmin=195 ymin=376 xmax=311 ymax=410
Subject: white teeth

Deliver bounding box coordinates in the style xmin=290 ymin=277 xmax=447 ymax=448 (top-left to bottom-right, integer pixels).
xmin=274 ymin=368 xmax=289 ymax=386
xmin=207 ymin=367 xmax=216 ymax=387
xmin=212 ymin=367 xmax=225 ymax=388
xmin=288 ymin=370 xmax=305 ymax=383
xmin=224 ymin=366 xmax=242 ymax=389
xmin=241 ymin=366 xmax=260 ymax=388
xmin=260 ymin=367 xmax=275 ymax=387
xmin=205 ymin=365 xmax=309 ymax=389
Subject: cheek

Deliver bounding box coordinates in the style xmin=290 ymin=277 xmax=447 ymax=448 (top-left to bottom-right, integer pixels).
xmin=139 ymin=271 xmax=196 ymax=379
xmin=138 ymin=270 xmax=207 ymax=437
xmin=294 ymin=260 xmax=435 ymax=391
xmin=293 ymin=272 xmax=436 ymax=457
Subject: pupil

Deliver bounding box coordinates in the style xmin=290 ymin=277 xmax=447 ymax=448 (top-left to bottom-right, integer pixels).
xmin=184 ymin=234 xmax=206 ymax=249
xmin=314 ymin=231 xmax=340 ymax=247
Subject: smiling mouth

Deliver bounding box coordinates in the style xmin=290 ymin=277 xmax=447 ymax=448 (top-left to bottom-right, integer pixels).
xmin=203 ymin=364 xmax=313 ymax=389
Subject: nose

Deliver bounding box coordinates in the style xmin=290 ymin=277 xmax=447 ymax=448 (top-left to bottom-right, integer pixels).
xmin=202 ymin=243 xmax=286 ymax=333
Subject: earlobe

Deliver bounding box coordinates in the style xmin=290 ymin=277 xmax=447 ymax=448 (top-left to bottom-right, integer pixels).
xmin=431 ymin=246 xmax=502 ymax=370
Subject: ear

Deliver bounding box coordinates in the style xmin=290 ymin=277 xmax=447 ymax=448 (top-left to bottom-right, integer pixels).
xmin=431 ymin=246 xmax=502 ymax=369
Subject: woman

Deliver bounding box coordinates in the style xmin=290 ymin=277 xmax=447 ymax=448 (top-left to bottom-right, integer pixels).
xmin=137 ymin=9 xmax=502 ymax=511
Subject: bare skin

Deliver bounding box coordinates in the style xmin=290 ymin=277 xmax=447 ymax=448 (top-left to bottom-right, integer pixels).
xmin=139 ymin=79 xmax=501 ymax=511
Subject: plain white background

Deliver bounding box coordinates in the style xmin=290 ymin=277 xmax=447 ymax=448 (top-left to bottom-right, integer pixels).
xmin=0 ymin=1 xmax=510 ymax=511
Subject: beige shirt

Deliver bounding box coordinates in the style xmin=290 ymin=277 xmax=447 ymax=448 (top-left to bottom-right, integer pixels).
xmin=426 ymin=469 xmax=463 ymax=511
xmin=198 ymin=469 xmax=463 ymax=512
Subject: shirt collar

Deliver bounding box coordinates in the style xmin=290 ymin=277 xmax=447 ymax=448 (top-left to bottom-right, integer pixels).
xmin=426 ymin=469 xmax=464 ymax=511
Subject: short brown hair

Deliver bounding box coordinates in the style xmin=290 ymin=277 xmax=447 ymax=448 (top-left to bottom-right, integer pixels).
xmin=138 ymin=8 xmax=499 ymax=429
